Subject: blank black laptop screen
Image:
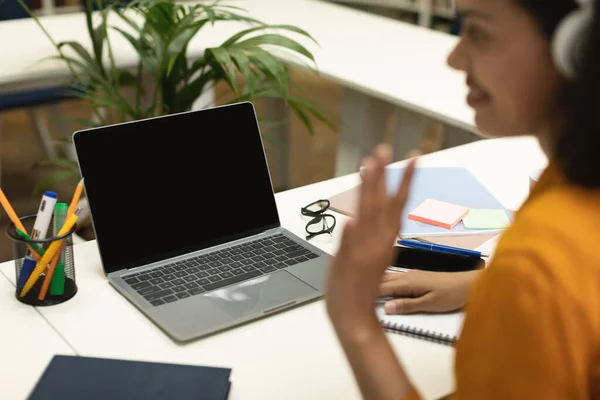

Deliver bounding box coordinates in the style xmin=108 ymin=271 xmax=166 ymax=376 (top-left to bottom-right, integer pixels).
xmin=73 ymin=102 xmax=280 ymax=275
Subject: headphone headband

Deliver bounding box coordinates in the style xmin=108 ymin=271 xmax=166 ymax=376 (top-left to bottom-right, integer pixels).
xmin=552 ymin=0 xmax=594 ymax=79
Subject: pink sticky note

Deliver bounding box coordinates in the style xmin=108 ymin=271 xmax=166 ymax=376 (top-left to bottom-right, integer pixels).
xmin=408 ymin=199 xmax=469 ymax=229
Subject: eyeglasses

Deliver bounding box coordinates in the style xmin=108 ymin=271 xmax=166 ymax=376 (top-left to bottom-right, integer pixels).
xmin=301 ymin=199 xmax=337 ymax=241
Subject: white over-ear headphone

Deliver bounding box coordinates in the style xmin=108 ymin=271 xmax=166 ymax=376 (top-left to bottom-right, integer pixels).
xmin=552 ymin=0 xmax=594 ymax=79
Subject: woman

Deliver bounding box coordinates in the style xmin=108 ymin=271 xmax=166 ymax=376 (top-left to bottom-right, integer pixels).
xmin=325 ymin=0 xmax=600 ymax=399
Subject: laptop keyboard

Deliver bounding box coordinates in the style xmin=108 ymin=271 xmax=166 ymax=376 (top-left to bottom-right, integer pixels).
xmin=122 ymin=234 xmax=320 ymax=307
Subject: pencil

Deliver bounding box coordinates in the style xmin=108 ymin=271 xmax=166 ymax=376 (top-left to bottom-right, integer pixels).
xmin=0 ymin=189 xmax=42 ymax=261
xmin=0 ymin=188 xmax=26 ymax=232
xmin=67 ymin=178 xmax=84 ymax=219
xmin=38 ymin=250 xmax=61 ymax=300
xmin=20 ymin=208 xmax=80 ymax=298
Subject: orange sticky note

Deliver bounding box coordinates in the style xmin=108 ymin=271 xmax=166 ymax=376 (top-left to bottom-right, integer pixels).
xmin=408 ymin=199 xmax=469 ymax=229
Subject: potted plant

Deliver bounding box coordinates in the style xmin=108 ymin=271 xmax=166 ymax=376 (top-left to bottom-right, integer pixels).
xmin=19 ymin=0 xmax=333 ymax=194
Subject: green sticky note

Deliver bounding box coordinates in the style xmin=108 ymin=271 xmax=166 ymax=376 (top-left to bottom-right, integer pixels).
xmin=462 ymin=209 xmax=511 ymax=230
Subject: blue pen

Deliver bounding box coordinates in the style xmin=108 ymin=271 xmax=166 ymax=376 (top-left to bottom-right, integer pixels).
xmin=397 ymin=239 xmax=489 ymax=258
xmin=17 ymin=191 xmax=58 ymax=290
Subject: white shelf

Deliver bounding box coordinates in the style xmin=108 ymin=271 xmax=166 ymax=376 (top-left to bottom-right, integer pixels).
xmin=328 ymin=0 xmax=455 ymax=20
xmin=327 ymin=0 xmax=455 ymax=31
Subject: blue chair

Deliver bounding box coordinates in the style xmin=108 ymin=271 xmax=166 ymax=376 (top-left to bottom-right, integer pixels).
xmin=0 ymin=0 xmax=82 ymax=161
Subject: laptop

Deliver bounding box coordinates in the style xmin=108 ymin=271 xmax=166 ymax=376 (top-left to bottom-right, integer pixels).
xmin=72 ymin=102 xmax=331 ymax=342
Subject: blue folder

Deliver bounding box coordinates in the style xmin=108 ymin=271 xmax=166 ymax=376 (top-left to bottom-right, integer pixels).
xmin=380 ymin=167 xmax=511 ymax=237
xmin=27 ymin=355 xmax=231 ymax=400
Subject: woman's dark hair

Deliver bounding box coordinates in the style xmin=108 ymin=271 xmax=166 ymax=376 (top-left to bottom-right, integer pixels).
xmin=518 ymin=0 xmax=600 ymax=188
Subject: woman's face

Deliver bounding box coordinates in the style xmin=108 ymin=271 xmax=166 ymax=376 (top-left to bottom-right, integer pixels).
xmin=448 ymin=0 xmax=563 ymax=138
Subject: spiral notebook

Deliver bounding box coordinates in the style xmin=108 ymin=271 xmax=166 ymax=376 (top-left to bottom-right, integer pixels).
xmin=376 ymin=304 xmax=465 ymax=347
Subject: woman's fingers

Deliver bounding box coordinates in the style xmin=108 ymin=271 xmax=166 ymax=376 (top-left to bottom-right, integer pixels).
xmin=379 ymin=275 xmax=425 ymax=297
xmin=379 ymin=280 xmax=414 ymax=297
xmin=372 ymin=144 xmax=392 ymax=219
xmin=358 ymin=144 xmax=392 ymax=222
xmin=373 ymin=144 xmax=392 ymax=190
xmin=383 ymin=293 xmax=435 ymax=315
xmin=357 ymin=157 xmax=377 ymax=221
xmin=381 ymin=272 xmax=403 ymax=282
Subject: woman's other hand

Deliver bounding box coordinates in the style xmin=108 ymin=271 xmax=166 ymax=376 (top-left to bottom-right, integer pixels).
xmin=379 ymin=270 xmax=481 ymax=314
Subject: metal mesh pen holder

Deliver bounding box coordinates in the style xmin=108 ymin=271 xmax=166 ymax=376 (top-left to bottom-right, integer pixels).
xmin=6 ymin=215 xmax=78 ymax=306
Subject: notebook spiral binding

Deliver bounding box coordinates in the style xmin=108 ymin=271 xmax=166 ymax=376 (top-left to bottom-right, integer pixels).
xmin=380 ymin=319 xmax=457 ymax=347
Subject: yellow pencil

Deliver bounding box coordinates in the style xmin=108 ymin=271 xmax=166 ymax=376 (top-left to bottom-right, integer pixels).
xmin=0 ymin=188 xmax=42 ymax=261
xmin=67 ymin=178 xmax=84 ymax=220
xmin=20 ymin=208 xmax=80 ymax=298
xmin=0 ymin=188 xmax=27 ymax=232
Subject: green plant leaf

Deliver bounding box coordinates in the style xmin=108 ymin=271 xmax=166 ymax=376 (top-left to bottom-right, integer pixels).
xmin=48 ymin=55 xmax=125 ymax=106
xmin=117 ymin=70 xmax=138 ymax=86
xmin=200 ymin=7 xmax=264 ymax=27
xmin=33 ymin=169 xmax=80 ymax=195
xmin=84 ymin=91 xmax=135 ymax=115
xmin=229 ymin=48 xmax=251 ymax=85
xmin=221 ymin=24 xmax=317 ymax=48
xmin=111 ymin=26 xmax=158 ymax=74
xmin=61 ymin=117 xmax=103 ymax=128
xmin=112 ymin=6 xmax=146 ymax=36
xmin=213 ymin=4 xmax=247 ymax=12
xmin=57 ymin=41 xmax=96 ymax=70
xmin=165 ymin=20 xmax=209 ymax=77
xmin=187 ymin=55 xmax=207 ymax=80
xmin=206 ymin=47 xmax=238 ymax=95
xmin=243 ymin=68 xmax=266 ymax=97
xmin=98 ymin=4 xmax=122 ymax=89
xmin=92 ymin=24 xmax=107 ymax=74
xmin=49 ymin=54 xmax=137 ymax=118
xmin=287 ymin=96 xmax=337 ymax=131
xmin=38 ymin=158 xmax=79 ymax=169
xmin=235 ymin=33 xmax=315 ymax=63
xmin=176 ymin=69 xmax=217 ymax=112
xmin=145 ymin=1 xmax=176 ymax=38
xmin=231 ymin=86 xmax=280 ymax=103
xmin=83 ymin=0 xmax=107 ymax=76
xmin=49 ymin=55 xmax=100 ymax=83
xmin=243 ymin=47 xmax=288 ymax=96
xmin=56 ymin=136 xmax=71 ymax=144
xmin=195 ymin=3 xmax=217 ymax=25
xmin=287 ymin=101 xmax=314 ymax=135
xmin=112 ymin=8 xmax=161 ymax=73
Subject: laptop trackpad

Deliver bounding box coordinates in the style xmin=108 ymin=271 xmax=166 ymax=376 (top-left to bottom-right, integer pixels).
xmin=203 ymin=271 xmax=317 ymax=319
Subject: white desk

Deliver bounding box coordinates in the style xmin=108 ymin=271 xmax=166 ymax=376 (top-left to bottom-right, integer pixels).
xmin=0 ymin=136 xmax=547 ymax=400
xmin=0 ymin=0 xmax=472 ymax=183
xmin=0 ymin=268 xmax=75 ymax=399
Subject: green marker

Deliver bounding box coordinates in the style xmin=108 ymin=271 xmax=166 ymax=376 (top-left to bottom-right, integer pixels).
xmin=50 ymin=203 xmax=68 ymax=296
xmin=15 ymin=228 xmax=45 ymax=257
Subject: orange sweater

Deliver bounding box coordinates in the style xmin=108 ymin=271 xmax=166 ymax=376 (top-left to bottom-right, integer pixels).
xmin=405 ymin=164 xmax=600 ymax=399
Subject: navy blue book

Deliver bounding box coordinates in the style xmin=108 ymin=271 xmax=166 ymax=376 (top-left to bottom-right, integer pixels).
xmin=28 ymin=355 xmax=231 ymax=400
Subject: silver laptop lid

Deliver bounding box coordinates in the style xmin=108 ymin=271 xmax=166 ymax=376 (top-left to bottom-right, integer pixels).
xmin=72 ymin=102 xmax=280 ymax=275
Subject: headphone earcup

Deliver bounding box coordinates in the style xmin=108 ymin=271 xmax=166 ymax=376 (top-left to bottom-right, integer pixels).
xmin=552 ymin=5 xmax=593 ymax=79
